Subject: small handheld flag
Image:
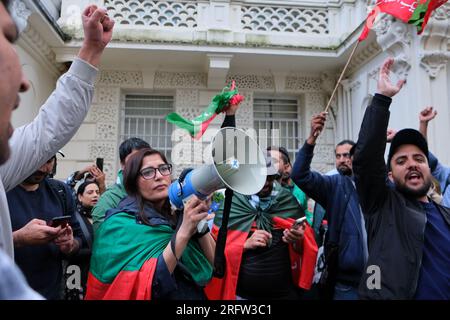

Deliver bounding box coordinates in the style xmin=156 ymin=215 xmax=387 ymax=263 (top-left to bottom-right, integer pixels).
xmin=166 ymin=81 xmax=244 ymax=139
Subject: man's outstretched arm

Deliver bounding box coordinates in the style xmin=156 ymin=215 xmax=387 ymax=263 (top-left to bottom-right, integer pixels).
xmin=0 ymin=5 xmax=114 ymax=191
xmin=353 ymin=58 xmax=406 ymax=214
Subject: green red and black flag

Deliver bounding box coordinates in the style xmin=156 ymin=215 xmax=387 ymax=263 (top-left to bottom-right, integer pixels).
xmin=204 ymin=183 xmax=317 ymax=300
xmin=165 ymin=81 xmax=244 ymax=140
xmin=409 ymin=0 xmax=448 ymax=34
xmin=85 ymin=212 xmax=212 ymax=300
xmin=359 ymin=0 xmax=448 ymax=41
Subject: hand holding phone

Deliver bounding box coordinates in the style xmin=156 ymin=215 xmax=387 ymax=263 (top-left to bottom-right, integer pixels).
xmin=48 ymin=215 xmax=71 ymax=228
xmin=96 ymin=157 xmax=104 ymax=172
xmin=292 ymin=217 xmax=307 ymax=230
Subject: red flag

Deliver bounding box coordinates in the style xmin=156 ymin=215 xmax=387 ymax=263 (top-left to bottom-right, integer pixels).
xmin=378 ymin=0 xmax=419 ymax=22
xmin=360 ymin=0 xmax=448 ymax=41
xmin=359 ymin=0 xmax=418 ymax=41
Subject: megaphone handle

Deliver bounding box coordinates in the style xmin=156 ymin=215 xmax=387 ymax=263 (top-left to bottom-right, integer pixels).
xmin=213 ymin=188 xmax=234 ymax=278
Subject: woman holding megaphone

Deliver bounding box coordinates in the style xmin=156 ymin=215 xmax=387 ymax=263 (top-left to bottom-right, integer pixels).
xmin=85 ymin=148 xmax=215 ymax=300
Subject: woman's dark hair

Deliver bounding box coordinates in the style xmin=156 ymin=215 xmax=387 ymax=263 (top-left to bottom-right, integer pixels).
xmin=77 ymin=180 xmax=99 ymax=197
xmin=123 ymin=148 xmax=172 ymax=224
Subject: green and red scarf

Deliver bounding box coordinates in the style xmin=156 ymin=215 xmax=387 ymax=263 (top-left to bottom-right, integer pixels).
xmin=85 ymin=212 xmax=212 ymax=300
xmin=165 ymin=81 xmax=244 ymax=139
xmin=204 ymin=183 xmax=318 ymax=300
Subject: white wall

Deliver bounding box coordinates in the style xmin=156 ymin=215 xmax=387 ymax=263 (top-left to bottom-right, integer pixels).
xmin=12 ymin=46 xmax=56 ymax=128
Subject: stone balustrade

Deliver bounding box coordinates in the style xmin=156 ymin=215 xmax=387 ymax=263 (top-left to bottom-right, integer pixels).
xmin=58 ymin=0 xmax=367 ymax=48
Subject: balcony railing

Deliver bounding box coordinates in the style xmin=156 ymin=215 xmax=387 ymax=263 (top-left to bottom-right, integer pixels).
xmin=59 ymin=0 xmax=366 ymax=48
xmin=240 ymin=4 xmax=329 ymax=34
xmin=105 ymin=0 xmax=198 ymax=28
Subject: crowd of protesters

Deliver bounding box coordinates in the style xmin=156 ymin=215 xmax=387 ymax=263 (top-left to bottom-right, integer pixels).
xmin=0 ymin=1 xmax=448 ymax=300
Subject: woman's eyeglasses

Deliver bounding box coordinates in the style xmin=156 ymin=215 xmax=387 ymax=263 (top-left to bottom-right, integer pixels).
xmin=140 ymin=164 xmax=172 ymax=180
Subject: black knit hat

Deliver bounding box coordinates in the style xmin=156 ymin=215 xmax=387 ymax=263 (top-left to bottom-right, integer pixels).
xmin=387 ymin=129 xmax=429 ymax=168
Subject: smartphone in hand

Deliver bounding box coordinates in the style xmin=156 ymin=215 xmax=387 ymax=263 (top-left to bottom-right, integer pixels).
xmin=292 ymin=216 xmax=307 ymax=230
xmin=48 ymin=215 xmax=71 ymax=228
xmin=96 ymin=157 xmax=104 ymax=172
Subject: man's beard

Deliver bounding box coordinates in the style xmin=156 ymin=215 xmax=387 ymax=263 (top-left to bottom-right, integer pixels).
xmin=281 ymin=172 xmax=290 ymax=185
xmin=395 ymin=177 xmax=432 ymax=199
xmin=337 ymin=165 xmax=352 ymax=176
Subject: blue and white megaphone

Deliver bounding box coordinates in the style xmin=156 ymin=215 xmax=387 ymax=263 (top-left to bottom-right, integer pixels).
xmin=169 ymin=127 xmax=267 ymax=232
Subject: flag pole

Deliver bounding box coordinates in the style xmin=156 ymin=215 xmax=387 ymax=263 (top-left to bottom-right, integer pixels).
xmin=313 ymin=40 xmax=360 ymax=137
xmin=324 ymin=40 xmax=360 ymax=113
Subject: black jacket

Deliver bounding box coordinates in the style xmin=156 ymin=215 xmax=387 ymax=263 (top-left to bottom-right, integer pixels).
xmin=353 ymin=94 xmax=450 ymax=299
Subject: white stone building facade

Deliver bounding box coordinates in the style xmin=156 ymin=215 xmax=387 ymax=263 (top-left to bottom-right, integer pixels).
xmin=11 ymin=0 xmax=450 ymax=185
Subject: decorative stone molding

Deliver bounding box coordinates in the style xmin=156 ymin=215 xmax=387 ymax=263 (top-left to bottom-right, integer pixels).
xmin=89 ymin=142 xmax=116 ymax=161
xmin=86 ymin=104 xmax=119 ymax=123
xmin=304 ymin=91 xmax=334 ymax=171
xmin=285 ymin=75 xmax=321 ymax=92
xmin=240 ymin=5 xmax=329 ymax=35
xmin=433 ymin=2 xmax=450 ymax=20
xmin=320 ymin=72 xmax=335 ymax=95
xmin=305 ymin=92 xmax=325 ymax=121
xmin=97 ymin=70 xmax=144 ymax=87
xmin=10 ymin=0 xmax=32 ymax=33
xmin=420 ymin=52 xmax=450 ymax=79
xmin=236 ymin=90 xmax=254 ymax=130
xmin=373 ymin=13 xmax=393 ymax=38
xmin=350 ymin=80 xmax=361 ymax=90
xmin=418 ymin=3 xmax=450 ymax=79
xmin=105 ymin=0 xmax=198 ymax=28
xmin=56 ymin=0 xmax=372 ymax=49
xmin=375 ymin=17 xmax=412 ymax=79
xmin=368 ymin=67 xmax=379 ymax=81
xmin=175 ymin=89 xmax=199 ymax=109
xmin=226 ymin=74 xmax=274 ymax=91
xmin=102 ymin=160 xmax=115 ymax=186
xmin=17 ymin=25 xmax=65 ymax=78
xmin=94 ymin=87 xmax=121 ymax=104
xmin=96 ymin=122 xmax=118 ymax=140
xmin=311 ymin=143 xmax=335 ymax=173
xmin=154 ymin=71 xmax=207 ymax=88
xmin=348 ymin=41 xmax=382 ymax=74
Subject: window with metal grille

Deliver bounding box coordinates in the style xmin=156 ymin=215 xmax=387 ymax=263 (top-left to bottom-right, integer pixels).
xmin=253 ymin=97 xmax=300 ymax=162
xmin=121 ymin=94 xmax=174 ymax=161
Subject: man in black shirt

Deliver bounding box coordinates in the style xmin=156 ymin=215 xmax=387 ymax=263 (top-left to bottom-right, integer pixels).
xmin=8 ymin=155 xmax=83 ymax=299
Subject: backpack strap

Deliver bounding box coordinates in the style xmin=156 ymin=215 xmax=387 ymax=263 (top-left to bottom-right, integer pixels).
xmin=74 ymin=208 xmax=93 ymax=249
xmin=47 ymin=178 xmax=71 ymax=216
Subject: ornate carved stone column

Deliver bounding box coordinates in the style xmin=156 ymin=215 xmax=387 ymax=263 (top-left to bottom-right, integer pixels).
xmin=375 ymin=15 xmax=412 ymax=79
xmin=418 ymin=3 xmax=450 ymax=163
xmin=9 ymin=0 xmax=31 ymax=33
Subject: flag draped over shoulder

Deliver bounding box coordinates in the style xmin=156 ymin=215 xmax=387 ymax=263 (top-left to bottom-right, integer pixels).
xmin=85 ymin=211 xmax=212 ymax=300
xmin=165 ymin=81 xmax=244 ymax=139
xmin=359 ymin=0 xmax=448 ymax=41
xmin=204 ymin=183 xmax=316 ymax=300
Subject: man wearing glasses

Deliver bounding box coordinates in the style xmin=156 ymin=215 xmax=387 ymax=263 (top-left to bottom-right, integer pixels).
xmin=291 ymin=114 xmax=366 ymax=300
